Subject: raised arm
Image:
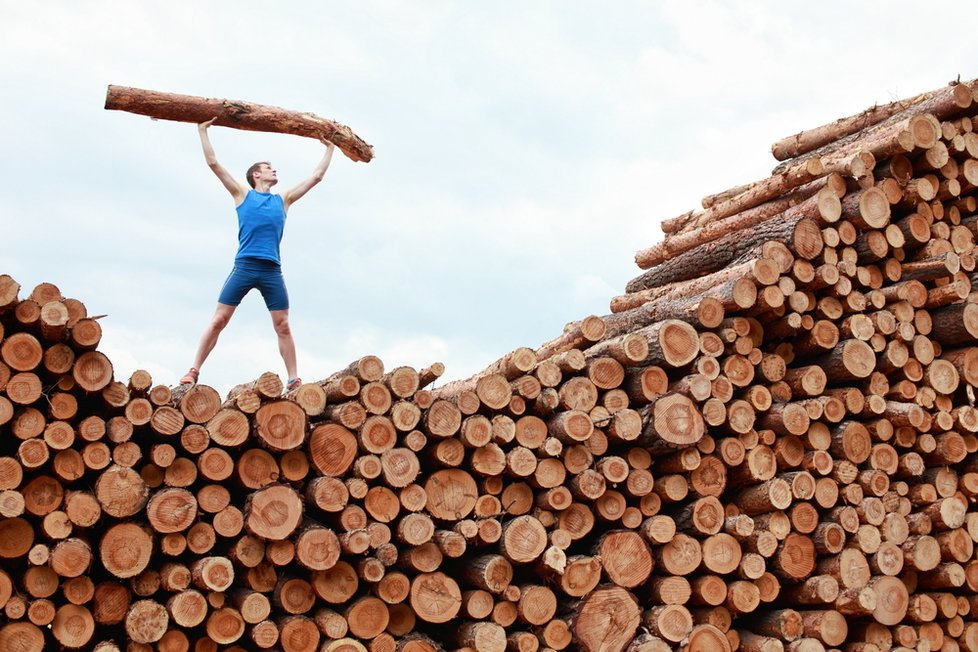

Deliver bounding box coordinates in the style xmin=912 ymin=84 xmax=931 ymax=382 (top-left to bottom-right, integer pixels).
xmin=199 ymin=118 xmax=247 ymax=203
xmin=282 ymin=139 xmax=335 ymax=210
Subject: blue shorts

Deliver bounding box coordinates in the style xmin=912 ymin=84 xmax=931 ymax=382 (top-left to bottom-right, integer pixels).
xmin=217 ymin=258 xmax=290 ymax=311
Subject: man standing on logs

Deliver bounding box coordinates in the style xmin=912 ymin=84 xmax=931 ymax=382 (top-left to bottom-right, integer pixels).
xmin=179 ymin=118 xmax=335 ymax=391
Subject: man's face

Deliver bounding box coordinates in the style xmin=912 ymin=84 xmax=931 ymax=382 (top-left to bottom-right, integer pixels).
xmin=256 ymin=163 xmax=278 ymax=186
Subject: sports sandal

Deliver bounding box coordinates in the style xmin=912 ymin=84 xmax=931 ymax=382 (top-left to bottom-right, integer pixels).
xmin=286 ymin=377 xmax=302 ymax=391
xmin=179 ymin=368 xmax=199 ymax=385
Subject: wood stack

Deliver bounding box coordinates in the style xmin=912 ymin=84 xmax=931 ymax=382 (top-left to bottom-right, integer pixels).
xmin=3 ymin=76 xmax=978 ymax=652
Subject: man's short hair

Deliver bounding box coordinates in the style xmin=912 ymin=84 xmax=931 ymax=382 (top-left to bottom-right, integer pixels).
xmin=246 ymin=161 xmax=270 ymax=188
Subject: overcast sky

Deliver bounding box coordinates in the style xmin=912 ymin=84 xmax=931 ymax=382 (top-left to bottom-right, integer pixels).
xmin=3 ymin=2 xmax=977 ymax=396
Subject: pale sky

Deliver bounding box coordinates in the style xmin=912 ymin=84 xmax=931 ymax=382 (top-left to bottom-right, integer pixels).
xmin=3 ymin=1 xmax=977 ymax=396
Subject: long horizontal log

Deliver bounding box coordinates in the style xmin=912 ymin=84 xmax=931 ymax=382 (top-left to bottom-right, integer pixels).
xmin=627 ymin=216 xmax=822 ymax=293
xmin=646 ymin=158 xmax=823 ymax=257
xmin=771 ymin=80 xmax=975 ymax=176
xmin=636 ymin=187 xmax=840 ymax=269
xmin=770 ymin=88 xmax=941 ymax=161
xmin=104 ymin=85 xmax=374 ymax=163
xmin=610 ymin=258 xmax=775 ymax=314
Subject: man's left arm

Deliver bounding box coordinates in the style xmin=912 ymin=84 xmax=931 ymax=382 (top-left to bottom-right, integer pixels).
xmin=282 ymin=140 xmax=335 ymax=210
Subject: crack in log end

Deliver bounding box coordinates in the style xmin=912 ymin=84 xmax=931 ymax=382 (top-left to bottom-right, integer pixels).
xmin=257 ymin=499 xmax=289 ymax=529
xmin=411 ymin=572 xmax=461 ymax=624
xmin=685 ymin=625 xmax=732 ymax=652
xmin=424 ymin=470 xmax=477 ymax=521
xmin=650 ymin=394 xmax=705 ymax=448
xmin=659 ymin=320 xmax=699 ymax=367
xmin=870 ymin=576 xmax=909 ymax=626
xmin=573 ymin=586 xmax=640 ymax=652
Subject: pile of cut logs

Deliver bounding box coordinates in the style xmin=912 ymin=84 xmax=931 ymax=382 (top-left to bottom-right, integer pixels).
xmin=3 ymin=77 xmax=978 ymax=652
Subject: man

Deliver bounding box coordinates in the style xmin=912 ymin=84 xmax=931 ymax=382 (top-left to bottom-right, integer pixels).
xmin=179 ymin=117 xmax=335 ymax=391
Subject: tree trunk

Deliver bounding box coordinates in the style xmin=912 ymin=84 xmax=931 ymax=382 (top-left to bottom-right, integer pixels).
xmin=105 ymin=85 xmax=373 ymax=162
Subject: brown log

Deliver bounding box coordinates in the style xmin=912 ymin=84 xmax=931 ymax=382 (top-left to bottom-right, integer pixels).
xmin=0 ymin=622 xmax=45 ymax=651
xmin=125 ymin=599 xmax=169 ymax=645
xmin=612 ymin=258 xmax=777 ymax=314
xmin=244 ymin=484 xmax=303 ymax=540
xmin=682 ymin=624 xmax=732 ymax=652
xmin=146 ymin=488 xmax=197 ymax=534
xmin=535 ymin=315 xmax=607 ymax=361
xmin=637 ymin=604 xmax=691 ymax=644
xmin=424 ymin=399 xmax=462 ymax=438
xmin=52 ymin=604 xmax=95 ymax=648
xmin=569 ymin=585 xmax=641 ymax=652
xmin=253 ymin=400 xmax=307 ymax=451
xmin=95 ymin=464 xmax=148 ymax=518
xmin=771 ymin=89 xmax=940 ymax=160
xmin=0 ymin=275 xmax=19 ymax=312
xmin=638 ymin=187 xmax=840 ymax=268
xmin=105 ymin=85 xmax=373 ymax=162
xmin=408 ymin=572 xmax=461 ymax=624
xmin=92 ymin=581 xmax=131 ymax=626
xmin=628 ymin=215 xmax=822 ymax=291
xmin=775 ymin=82 xmax=973 ymax=179
xmin=1 ymin=333 xmax=42 ymax=372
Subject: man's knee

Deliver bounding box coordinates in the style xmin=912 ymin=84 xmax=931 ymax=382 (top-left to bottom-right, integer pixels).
xmin=272 ymin=313 xmax=291 ymax=337
xmin=210 ymin=310 xmax=233 ymax=332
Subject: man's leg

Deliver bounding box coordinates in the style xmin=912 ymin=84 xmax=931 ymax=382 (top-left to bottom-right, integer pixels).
xmin=189 ymin=303 xmax=237 ymax=372
xmin=270 ymin=309 xmax=298 ymax=382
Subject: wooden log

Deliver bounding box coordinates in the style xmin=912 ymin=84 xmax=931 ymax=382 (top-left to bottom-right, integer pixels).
xmin=72 ymin=351 xmax=114 ymax=392
xmin=0 ymin=622 xmax=44 ymax=651
xmin=683 ymin=624 xmax=733 ymax=652
xmin=774 ymin=82 xmax=974 ymax=178
xmin=638 ymin=604 xmax=692 ymax=644
xmin=636 ymin=393 xmax=706 ymax=450
xmin=771 ymin=89 xmax=941 ymax=160
xmin=628 ymin=216 xmax=822 ymax=290
xmin=569 ymin=585 xmax=641 ymax=652
xmin=591 ymin=530 xmax=652 ymax=590
xmin=244 ymin=484 xmax=303 ymax=541
xmin=52 ymin=604 xmax=95 ymax=648
xmin=254 ymin=400 xmax=308 ymax=451
xmin=105 ymin=85 xmax=373 ymax=162
xmin=535 ymin=316 xmax=607 ymax=361
xmin=125 ymin=599 xmax=169 ymax=645
xmin=638 ymin=188 xmax=840 ymax=268
xmin=409 ymin=572 xmax=461 ymax=624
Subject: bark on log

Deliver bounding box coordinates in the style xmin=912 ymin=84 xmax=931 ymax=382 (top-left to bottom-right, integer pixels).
xmin=105 ymin=85 xmax=374 ymax=162
xmin=771 ymin=88 xmax=942 ymax=161
xmin=628 ymin=216 xmax=822 ymax=289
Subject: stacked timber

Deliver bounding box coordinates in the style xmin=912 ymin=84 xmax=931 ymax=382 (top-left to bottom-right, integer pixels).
xmin=607 ymin=76 xmax=978 ymax=652
xmin=4 ymin=76 xmax=978 ymax=652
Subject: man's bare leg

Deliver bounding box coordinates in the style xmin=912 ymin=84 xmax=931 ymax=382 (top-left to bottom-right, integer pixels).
xmin=182 ymin=303 xmax=237 ymax=382
xmin=271 ymin=309 xmax=298 ymax=382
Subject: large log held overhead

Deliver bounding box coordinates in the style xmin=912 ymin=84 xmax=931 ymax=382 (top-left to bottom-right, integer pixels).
xmin=104 ymin=85 xmax=374 ymax=163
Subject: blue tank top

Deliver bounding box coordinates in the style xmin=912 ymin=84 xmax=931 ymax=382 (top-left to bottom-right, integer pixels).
xmin=235 ymin=190 xmax=286 ymax=264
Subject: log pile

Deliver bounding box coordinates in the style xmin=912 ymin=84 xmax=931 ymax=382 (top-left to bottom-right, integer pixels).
xmin=4 ymin=76 xmax=978 ymax=651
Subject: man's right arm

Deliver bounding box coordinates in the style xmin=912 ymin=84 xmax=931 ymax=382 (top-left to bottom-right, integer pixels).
xmin=199 ymin=118 xmax=247 ymax=203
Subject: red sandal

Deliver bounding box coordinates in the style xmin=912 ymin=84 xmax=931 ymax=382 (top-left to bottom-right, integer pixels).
xmin=179 ymin=367 xmax=199 ymax=385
